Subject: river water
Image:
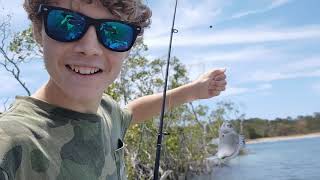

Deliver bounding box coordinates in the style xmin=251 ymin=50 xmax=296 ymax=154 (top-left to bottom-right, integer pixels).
xmin=190 ymin=137 xmax=320 ymax=180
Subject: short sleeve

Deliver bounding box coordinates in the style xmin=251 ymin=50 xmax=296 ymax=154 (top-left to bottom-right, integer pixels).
xmin=0 ymin=126 xmax=22 ymax=180
xmin=120 ymin=108 xmax=133 ymax=139
xmin=100 ymin=94 xmax=133 ymax=139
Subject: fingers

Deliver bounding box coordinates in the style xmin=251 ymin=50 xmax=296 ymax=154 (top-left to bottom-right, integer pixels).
xmin=209 ymin=81 xmax=227 ymax=90
xmin=209 ymin=77 xmax=227 ymax=92
xmin=214 ymin=73 xmax=226 ymax=81
xmin=209 ymin=84 xmax=226 ymax=91
xmin=215 ymin=80 xmax=227 ymax=86
xmin=208 ymin=68 xmax=226 ymax=79
xmin=215 ymin=86 xmax=226 ymax=91
xmin=206 ymin=68 xmax=227 ymax=97
xmin=209 ymin=80 xmax=227 ymax=87
xmin=208 ymin=89 xmax=221 ymax=96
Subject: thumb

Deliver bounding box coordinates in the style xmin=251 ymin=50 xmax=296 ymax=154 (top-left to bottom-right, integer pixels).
xmin=209 ymin=68 xmax=226 ymax=78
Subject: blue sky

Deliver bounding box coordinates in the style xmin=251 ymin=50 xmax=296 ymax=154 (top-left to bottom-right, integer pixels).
xmin=0 ymin=0 xmax=319 ymax=120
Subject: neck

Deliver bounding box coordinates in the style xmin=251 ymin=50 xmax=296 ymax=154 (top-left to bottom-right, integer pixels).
xmin=32 ymin=80 xmax=101 ymax=114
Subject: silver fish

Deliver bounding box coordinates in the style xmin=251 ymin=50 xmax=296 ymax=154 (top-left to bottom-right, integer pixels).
xmin=207 ymin=121 xmax=245 ymax=165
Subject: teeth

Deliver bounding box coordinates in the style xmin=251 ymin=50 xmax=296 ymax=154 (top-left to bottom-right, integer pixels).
xmin=80 ymin=67 xmax=91 ymax=74
xmin=90 ymin=68 xmax=95 ymax=74
xmin=70 ymin=65 xmax=75 ymax=71
xmin=68 ymin=65 xmax=100 ymax=75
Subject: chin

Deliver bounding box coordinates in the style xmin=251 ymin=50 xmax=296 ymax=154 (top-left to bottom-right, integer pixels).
xmin=64 ymin=86 xmax=104 ymax=102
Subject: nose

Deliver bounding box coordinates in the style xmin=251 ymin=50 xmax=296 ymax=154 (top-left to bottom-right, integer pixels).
xmin=73 ymin=26 xmax=103 ymax=56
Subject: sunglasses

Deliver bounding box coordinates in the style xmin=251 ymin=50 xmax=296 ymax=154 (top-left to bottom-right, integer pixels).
xmin=37 ymin=4 xmax=142 ymax=52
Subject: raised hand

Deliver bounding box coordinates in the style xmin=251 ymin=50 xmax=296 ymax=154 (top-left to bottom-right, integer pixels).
xmin=190 ymin=68 xmax=227 ymax=100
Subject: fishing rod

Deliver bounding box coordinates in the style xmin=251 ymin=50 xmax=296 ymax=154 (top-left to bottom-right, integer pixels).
xmin=153 ymin=0 xmax=179 ymax=179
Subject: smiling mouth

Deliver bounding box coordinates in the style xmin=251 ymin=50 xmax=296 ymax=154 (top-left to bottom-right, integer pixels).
xmin=65 ymin=65 xmax=103 ymax=75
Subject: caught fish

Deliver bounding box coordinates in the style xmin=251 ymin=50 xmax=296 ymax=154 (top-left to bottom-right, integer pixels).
xmin=207 ymin=121 xmax=245 ymax=165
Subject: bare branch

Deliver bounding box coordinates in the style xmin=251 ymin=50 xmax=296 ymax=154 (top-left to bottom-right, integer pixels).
xmin=0 ymin=14 xmax=32 ymax=96
xmin=2 ymin=97 xmax=10 ymax=111
xmin=159 ymin=170 xmax=173 ymax=180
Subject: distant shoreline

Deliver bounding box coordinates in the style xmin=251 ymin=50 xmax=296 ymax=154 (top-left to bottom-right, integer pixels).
xmin=246 ymin=132 xmax=320 ymax=144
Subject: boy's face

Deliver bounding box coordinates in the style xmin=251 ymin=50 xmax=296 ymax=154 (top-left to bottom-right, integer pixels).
xmin=41 ymin=0 xmax=129 ymax=102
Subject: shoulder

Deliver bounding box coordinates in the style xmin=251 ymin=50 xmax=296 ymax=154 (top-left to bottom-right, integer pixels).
xmin=0 ymin=110 xmax=38 ymax=153
xmin=0 ymin=107 xmax=36 ymax=137
xmin=100 ymin=94 xmax=132 ymax=117
xmin=100 ymin=94 xmax=133 ymax=137
xmin=0 ymin=109 xmax=46 ymax=176
xmin=100 ymin=94 xmax=132 ymax=118
xmin=100 ymin=94 xmax=119 ymax=114
xmin=0 ymin=127 xmax=24 ymax=180
xmin=0 ymin=118 xmax=25 ymax=176
xmin=0 ymin=117 xmax=33 ymax=150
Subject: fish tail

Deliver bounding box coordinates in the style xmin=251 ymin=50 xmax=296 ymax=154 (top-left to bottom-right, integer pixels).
xmin=239 ymin=135 xmax=246 ymax=148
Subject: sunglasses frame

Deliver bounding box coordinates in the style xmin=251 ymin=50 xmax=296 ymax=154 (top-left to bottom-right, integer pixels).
xmin=37 ymin=4 xmax=142 ymax=52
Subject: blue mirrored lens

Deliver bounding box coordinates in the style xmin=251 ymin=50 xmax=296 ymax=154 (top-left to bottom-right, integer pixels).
xmin=47 ymin=10 xmax=85 ymax=41
xmin=99 ymin=22 xmax=134 ymax=51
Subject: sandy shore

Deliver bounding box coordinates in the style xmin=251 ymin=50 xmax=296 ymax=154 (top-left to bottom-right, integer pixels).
xmin=246 ymin=132 xmax=320 ymax=144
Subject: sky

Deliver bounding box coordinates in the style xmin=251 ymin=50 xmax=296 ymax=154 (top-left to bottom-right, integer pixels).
xmin=0 ymin=0 xmax=319 ymax=120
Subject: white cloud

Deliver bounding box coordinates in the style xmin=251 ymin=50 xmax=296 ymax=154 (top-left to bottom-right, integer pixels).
xmin=222 ymin=83 xmax=273 ymax=97
xmin=176 ymin=0 xmax=223 ymax=30
xmin=178 ymin=46 xmax=281 ymax=81
xmin=312 ymin=82 xmax=320 ymax=94
xmin=145 ymin=0 xmax=225 ymax=38
xmin=231 ymin=9 xmax=264 ymax=19
xmin=145 ymin=25 xmax=320 ymax=48
xmin=185 ymin=46 xmax=277 ymax=65
xmin=248 ymin=69 xmax=320 ymax=82
xmin=256 ymin=83 xmax=273 ymax=91
xmin=240 ymin=55 xmax=320 ymax=83
xmin=222 ymin=87 xmax=249 ymax=96
xmin=230 ymin=0 xmax=293 ymax=19
xmin=270 ymin=0 xmax=292 ymax=9
xmin=285 ymin=57 xmax=320 ymax=71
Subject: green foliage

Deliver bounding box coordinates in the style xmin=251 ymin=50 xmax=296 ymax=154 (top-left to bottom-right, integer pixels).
xmin=105 ymin=41 xmax=240 ymax=179
xmin=8 ymin=25 xmax=42 ymax=63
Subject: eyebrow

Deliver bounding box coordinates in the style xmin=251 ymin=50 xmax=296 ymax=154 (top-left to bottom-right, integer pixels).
xmin=47 ymin=0 xmax=60 ymax=5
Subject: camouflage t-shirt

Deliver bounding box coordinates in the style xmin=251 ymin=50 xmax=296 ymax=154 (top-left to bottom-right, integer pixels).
xmin=0 ymin=94 xmax=132 ymax=180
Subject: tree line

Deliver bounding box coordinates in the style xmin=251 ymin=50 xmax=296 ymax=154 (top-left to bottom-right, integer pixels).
xmin=231 ymin=114 xmax=320 ymax=139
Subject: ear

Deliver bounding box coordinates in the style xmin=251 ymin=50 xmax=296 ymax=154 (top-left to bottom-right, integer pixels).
xmin=32 ymin=22 xmax=43 ymax=47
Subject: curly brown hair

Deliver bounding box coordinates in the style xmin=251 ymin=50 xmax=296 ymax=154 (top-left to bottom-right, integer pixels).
xmin=23 ymin=0 xmax=152 ymax=44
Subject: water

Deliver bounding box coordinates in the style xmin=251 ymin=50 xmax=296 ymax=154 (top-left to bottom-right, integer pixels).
xmin=191 ymin=137 xmax=320 ymax=180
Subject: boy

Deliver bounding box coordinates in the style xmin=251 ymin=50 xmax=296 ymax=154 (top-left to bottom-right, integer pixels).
xmin=0 ymin=0 xmax=227 ymax=179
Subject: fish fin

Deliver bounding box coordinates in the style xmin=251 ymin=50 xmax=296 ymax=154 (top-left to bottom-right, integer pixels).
xmin=206 ymin=156 xmax=220 ymax=165
xmin=208 ymin=138 xmax=219 ymax=145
